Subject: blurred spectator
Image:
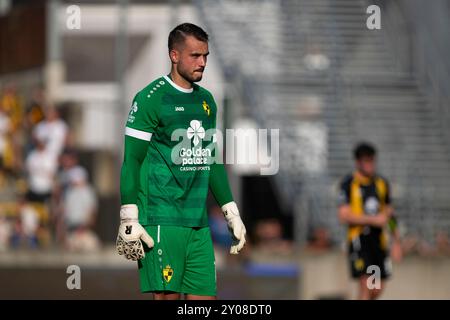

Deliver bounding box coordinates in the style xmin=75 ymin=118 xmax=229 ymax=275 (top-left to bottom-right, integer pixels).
xmin=400 ymin=233 xmax=420 ymax=256
xmin=0 ymin=84 xmax=23 ymax=175
xmin=24 ymin=87 xmax=46 ymax=155
xmin=303 ymin=45 xmax=330 ymax=71
xmin=53 ymin=148 xmax=86 ymax=242
xmin=33 ymin=106 xmax=68 ymax=159
xmin=0 ymin=108 xmax=11 ymax=174
xmin=58 ymin=148 xmax=85 ymax=194
xmin=0 ymin=214 xmax=12 ymax=252
xmin=253 ymin=218 xmax=292 ymax=255
xmin=25 ymin=137 xmax=57 ymax=204
xmin=435 ymin=231 xmax=450 ymax=256
xmin=400 ymin=232 xmax=450 ymax=258
xmin=0 ymin=84 xmax=93 ymax=252
xmin=417 ymin=238 xmax=439 ymax=257
xmin=63 ymin=166 xmax=100 ymax=252
xmin=306 ymin=226 xmax=333 ymax=253
xmin=19 ymin=201 xmax=40 ymax=247
xmin=25 ymin=87 xmax=46 ymax=129
xmin=10 ymin=198 xmax=40 ymax=249
xmin=0 ymin=84 xmax=23 ymax=133
xmin=66 ymin=230 xmax=101 ymax=253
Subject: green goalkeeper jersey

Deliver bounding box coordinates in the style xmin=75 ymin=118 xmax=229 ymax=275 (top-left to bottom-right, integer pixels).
xmin=124 ymin=75 xmax=218 ymax=227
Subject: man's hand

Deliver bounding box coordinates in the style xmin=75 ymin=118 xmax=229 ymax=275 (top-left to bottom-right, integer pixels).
xmin=116 ymin=204 xmax=154 ymax=261
xmin=368 ymin=214 xmax=388 ymax=227
xmin=221 ymin=202 xmax=246 ymax=254
xmin=368 ymin=210 xmax=393 ymax=228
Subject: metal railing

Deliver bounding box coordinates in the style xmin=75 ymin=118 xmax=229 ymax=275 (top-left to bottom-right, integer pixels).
xmin=380 ymin=0 xmax=450 ymax=150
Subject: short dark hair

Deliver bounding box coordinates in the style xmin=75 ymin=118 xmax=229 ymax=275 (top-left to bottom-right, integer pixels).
xmin=168 ymin=23 xmax=209 ymax=51
xmin=354 ymin=142 xmax=376 ymax=160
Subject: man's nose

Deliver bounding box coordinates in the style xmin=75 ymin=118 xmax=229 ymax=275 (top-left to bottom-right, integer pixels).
xmin=199 ymin=57 xmax=206 ymax=67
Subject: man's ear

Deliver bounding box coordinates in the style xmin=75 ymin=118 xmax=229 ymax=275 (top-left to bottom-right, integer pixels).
xmin=169 ymin=49 xmax=179 ymax=64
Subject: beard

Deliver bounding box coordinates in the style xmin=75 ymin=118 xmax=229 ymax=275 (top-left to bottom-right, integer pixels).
xmin=178 ymin=64 xmax=204 ymax=83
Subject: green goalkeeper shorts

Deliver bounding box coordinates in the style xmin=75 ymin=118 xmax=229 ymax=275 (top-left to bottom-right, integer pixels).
xmin=138 ymin=225 xmax=216 ymax=296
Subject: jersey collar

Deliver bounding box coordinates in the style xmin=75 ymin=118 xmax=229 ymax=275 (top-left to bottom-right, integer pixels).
xmin=163 ymin=75 xmax=193 ymax=93
xmin=353 ymin=171 xmax=374 ymax=185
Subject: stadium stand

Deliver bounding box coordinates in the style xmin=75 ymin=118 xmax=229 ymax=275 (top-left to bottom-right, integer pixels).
xmin=195 ymin=0 xmax=450 ymax=245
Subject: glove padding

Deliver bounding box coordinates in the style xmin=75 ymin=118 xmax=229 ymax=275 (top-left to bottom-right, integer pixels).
xmin=116 ymin=204 xmax=154 ymax=261
xmin=221 ymin=201 xmax=246 ymax=254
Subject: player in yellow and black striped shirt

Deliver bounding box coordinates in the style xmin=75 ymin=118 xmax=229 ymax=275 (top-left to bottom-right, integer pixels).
xmin=338 ymin=142 xmax=402 ymax=300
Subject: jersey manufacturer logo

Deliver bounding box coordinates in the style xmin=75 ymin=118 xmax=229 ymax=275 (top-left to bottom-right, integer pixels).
xmin=175 ymin=106 xmax=184 ymax=112
xmin=163 ymin=265 xmax=174 ymax=283
xmin=202 ymin=100 xmax=210 ymax=116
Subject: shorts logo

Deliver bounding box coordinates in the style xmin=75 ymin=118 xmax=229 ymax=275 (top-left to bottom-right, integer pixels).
xmin=202 ymin=100 xmax=210 ymax=116
xmin=163 ymin=265 xmax=174 ymax=283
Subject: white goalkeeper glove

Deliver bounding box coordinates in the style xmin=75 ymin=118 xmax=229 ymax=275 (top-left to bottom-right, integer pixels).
xmin=221 ymin=201 xmax=246 ymax=254
xmin=116 ymin=204 xmax=154 ymax=261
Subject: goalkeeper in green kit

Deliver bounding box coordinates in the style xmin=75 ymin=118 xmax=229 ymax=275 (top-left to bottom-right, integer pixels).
xmin=116 ymin=23 xmax=246 ymax=300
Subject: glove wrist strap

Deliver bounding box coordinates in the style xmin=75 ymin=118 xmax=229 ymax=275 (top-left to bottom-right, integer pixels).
xmin=120 ymin=204 xmax=139 ymax=221
xmin=221 ymin=201 xmax=240 ymax=220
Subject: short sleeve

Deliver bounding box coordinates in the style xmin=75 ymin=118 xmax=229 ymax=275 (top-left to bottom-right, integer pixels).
xmin=125 ymin=91 xmax=160 ymax=141
xmin=385 ymin=179 xmax=392 ymax=204
xmin=88 ymin=187 xmax=98 ymax=211
xmin=338 ymin=177 xmax=351 ymax=206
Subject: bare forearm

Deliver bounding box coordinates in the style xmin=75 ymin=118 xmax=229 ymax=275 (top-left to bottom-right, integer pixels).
xmin=340 ymin=211 xmax=373 ymax=226
xmin=381 ymin=205 xmax=393 ymax=217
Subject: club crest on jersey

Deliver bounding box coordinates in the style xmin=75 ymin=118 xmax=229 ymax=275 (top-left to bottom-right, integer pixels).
xmin=163 ymin=265 xmax=174 ymax=283
xmin=202 ymin=100 xmax=210 ymax=116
